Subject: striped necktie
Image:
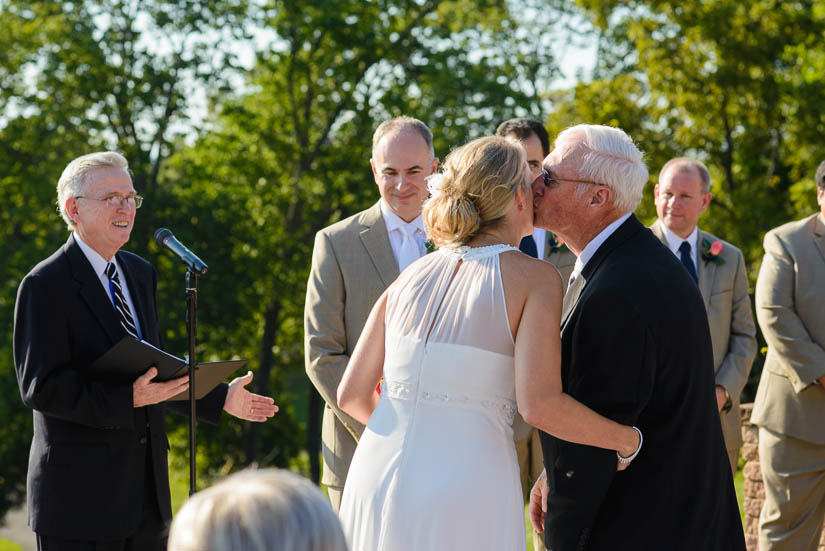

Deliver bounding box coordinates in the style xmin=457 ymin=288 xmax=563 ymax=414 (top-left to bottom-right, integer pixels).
xmin=105 ymin=262 xmax=139 ymax=339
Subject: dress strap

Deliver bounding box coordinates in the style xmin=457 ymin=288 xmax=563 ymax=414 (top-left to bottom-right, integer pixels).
xmin=439 ymin=244 xmax=520 ymax=260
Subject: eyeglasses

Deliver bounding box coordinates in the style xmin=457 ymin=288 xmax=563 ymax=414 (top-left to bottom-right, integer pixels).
xmin=77 ymin=194 xmax=143 ymax=209
xmin=541 ymin=168 xmax=602 ymax=188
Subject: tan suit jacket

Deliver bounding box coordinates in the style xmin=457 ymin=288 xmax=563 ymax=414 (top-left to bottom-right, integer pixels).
xmin=651 ymin=220 xmax=756 ymax=451
xmin=543 ymin=231 xmax=577 ymax=286
xmin=512 ymin=232 xmax=577 ymax=441
xmin=751 ymin=213 xmax=825 ymax=444
xmin=305 ymin=201 xmax=399 ymax=487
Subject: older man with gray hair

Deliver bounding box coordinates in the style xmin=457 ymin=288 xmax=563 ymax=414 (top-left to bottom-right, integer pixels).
xmin=527 ymin=125 xmax=744 ymax=550
xmin=14 ymin=151 xmax=276 ymax=550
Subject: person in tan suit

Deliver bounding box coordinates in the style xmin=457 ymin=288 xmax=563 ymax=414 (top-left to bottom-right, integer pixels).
xmin=304 ymin=117 xmax=438 ymax=511
xmin=651 ymin=157 xmax=756 ymax=475
xmin=751 ymin=161 xmax=825 ymax=551
xmin=496 ymin=118 xmax=577 ymax=551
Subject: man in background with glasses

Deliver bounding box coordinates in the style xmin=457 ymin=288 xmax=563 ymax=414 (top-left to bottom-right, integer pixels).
xmin=13 ymin=151 xmax=276 ymax=551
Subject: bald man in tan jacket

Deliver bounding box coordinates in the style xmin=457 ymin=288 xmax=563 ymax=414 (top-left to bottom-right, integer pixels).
xmin=752 ymin=162 xmax=825 ymax=551
xmin=651 ymin=157 xmax=756 ymax=475
xmin=305 ymin=117 xmax=437 ymax=511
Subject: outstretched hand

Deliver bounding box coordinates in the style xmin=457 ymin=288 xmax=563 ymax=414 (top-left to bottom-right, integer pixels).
xmin=133 ymin=367 xmax=189 ymax=407
xmin=223 ymin=371 xmax=279 ymax=422
xmin=529 ymin=470 xmax=549 ymax=533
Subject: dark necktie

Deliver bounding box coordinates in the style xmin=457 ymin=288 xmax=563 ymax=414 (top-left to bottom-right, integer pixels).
xmin=678 ymin=241 xmax=698 ymax=283
xmin=106 ymin=262 xmax=139 ymax=339
xmin=519 ymin=235 xmax=538 ymax=258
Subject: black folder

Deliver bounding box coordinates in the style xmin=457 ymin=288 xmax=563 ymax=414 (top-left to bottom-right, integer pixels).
xmin=90 ymin=337 xmax=246 ymax=401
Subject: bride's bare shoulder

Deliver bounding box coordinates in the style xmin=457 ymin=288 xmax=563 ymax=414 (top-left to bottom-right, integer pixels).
xmin=500 ymin=250 xmax=563 ymax=291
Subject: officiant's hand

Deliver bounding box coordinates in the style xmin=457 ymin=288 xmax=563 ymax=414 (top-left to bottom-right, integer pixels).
xmin=133 ymin=367 xmax=189 ymax=407
xmin=223 ymin=371 xmax=279 ymax=422
xmin=529 ymin=470 xmax=549 ymax=533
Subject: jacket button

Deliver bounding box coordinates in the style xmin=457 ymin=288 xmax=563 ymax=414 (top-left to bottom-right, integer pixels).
xmin=139 ymin=436 xmax=147 ymax=445
xmin=565 ymin=470 xmax=575 ymax=478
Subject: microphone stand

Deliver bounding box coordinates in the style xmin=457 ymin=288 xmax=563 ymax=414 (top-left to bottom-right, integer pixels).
xmin=185 ymin=268 xmax=198 ymax=495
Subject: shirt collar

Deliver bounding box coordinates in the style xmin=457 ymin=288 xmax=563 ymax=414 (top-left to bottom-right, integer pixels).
xmin=74 ymin=232 xmax=116 ymax=278
xmin=380 ymin=200 xmax=424 ymax=234
xmin=571 ymin=213 xmax=632 ymax=279
xmin=661 ymin=223 xmax=698 ymax=255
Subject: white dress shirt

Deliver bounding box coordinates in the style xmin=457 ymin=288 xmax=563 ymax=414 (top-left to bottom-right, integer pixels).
xmin=568 ymin=213 xmax=632 ymax=287
xmin=660 ymin=223 xmax=699 ymax=273
xmin=380 ymin=200 xmax=427 ymax=271
xmin=74 ymin=233 xmax=142 ymax=338
xmin=532 ymin=228 xmax=547 ymax=259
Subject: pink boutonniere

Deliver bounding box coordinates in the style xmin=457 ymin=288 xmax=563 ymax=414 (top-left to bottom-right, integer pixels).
xmin=701 ymin=238 xmax=726 ymax=265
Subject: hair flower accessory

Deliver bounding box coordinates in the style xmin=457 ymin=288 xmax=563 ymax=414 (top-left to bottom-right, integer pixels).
xmin=700 ymin=238 xmax=725 ymax=265
xmin=426 ymin=173 xmax=445 ymax=200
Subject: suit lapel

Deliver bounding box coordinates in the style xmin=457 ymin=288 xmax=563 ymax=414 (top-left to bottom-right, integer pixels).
xmin=359 ymin=201 xmax=400 ymax=287
xmin=542 ymin=230 xmax=554 ymax=261
xmin=813 ymin=214 xmax=825 ymax=265
xmin=652 ymin=220 xmax=710 ymax=306
xmin=65 ymin=234 xmax=124 ymax=345
xmin=561 ymin=274 xmax=585 ymax=325
xmin=696 ymin=230 xmax=714 ymax=308
xmin=560 ymin=215 xmax=645 ymax=327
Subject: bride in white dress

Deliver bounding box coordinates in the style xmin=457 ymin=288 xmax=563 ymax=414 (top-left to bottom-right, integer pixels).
xmin=336 ymin=136 xmax=641 ymax=551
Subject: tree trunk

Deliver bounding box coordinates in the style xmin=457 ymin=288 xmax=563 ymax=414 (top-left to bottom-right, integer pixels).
xmin=244 ymin=300 xmax=281 ymax=465
xmin=307 ymin=382 xmax=322 ymax=483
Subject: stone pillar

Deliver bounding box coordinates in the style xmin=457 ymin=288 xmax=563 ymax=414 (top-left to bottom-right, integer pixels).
xmin=740 ymin=403 xmax=825 ymax=550
xmin=740 ymin=403 xmax=761 ymax=551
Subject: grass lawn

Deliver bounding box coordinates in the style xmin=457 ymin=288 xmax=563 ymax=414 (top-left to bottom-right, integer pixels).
xmin=0 ymin=538 xmax=22 ymax=551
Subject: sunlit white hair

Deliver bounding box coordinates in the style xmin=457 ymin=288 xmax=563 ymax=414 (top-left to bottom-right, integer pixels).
xmin=56 ymin=151 xmax=129 ymax=230
xmin=167 ymin=468 xmax=348 ymax=551
xmin=556 ymin=124 xmax=648 ymax=213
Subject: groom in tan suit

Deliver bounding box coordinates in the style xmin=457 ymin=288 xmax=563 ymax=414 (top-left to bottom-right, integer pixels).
xmin=751 ymin=161 xmax=825 ymax=550
xmin=650 ymin=157 xmax=756 ymax=475
xmin=305 ymin=117 xmax=438 ymax=510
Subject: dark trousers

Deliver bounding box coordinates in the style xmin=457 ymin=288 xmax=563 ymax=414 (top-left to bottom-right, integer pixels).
xmin=36 ymin=444 xmax=168 ymax=551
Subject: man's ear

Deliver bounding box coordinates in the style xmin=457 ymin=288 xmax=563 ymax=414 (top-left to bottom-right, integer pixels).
xmin=590 ymin=186 xmax=611 ymax=207
xmin=700 ymin=191 xmax=712 ymax=212
xmin=65 ymin=198 xmax=79 ymax=224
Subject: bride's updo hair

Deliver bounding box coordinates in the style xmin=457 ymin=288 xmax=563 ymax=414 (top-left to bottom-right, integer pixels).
xmin=424 ymin=136 xmax=529 ymax=248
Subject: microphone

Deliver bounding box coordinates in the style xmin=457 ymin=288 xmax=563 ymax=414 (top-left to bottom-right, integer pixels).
xmin=154 ymin=228 xmax=208 ymax=275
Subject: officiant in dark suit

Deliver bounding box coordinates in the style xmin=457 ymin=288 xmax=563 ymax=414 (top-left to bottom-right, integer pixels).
xmin=13 ymin=151 xmax=278 ymax=551
xmin=527 ymin=125 xmax=744 ymax=550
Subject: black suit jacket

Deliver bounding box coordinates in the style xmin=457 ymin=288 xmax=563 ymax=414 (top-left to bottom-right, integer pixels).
xmin=539 ymin=216 xmax=744 ymax=550
xmin=13 ymin=234 xmax=228 ymax=540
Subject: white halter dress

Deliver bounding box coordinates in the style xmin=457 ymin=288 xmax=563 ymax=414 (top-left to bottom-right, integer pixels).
xmin=338 ymin=244 xmax=525 ymax=551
